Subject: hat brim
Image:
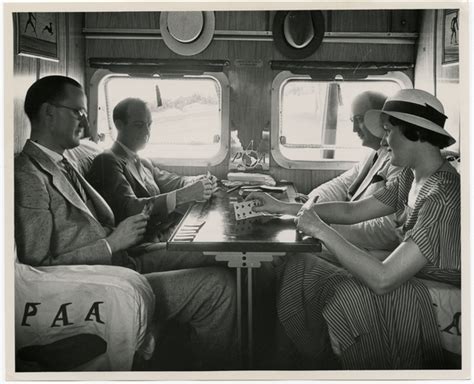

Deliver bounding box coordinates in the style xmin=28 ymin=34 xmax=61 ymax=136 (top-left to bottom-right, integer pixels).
xmin=365 ymin=110 xmax=456 ymax=146
xmin=160 ymin=12 xmax=215 ymax=56
xmin=272 ymin=11 xmax=325 ymax=60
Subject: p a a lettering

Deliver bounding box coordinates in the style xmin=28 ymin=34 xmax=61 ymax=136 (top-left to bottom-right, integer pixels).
xmin=21 ymin=302 xmax=41 ymax=326
xmin=51 ymin=302 xmax=74 ymax=327
xmin=85 ymin=301 xmax=105 ymax=324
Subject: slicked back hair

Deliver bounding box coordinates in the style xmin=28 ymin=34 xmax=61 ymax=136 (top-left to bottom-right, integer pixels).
xmin=112 ymin=98 xmax=147 ymax=128
xmin=24 ymin=75 xmax=82 ymax=124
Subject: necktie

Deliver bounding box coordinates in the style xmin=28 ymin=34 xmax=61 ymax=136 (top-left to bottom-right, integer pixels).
xmin=372 ymin=152 xmax=379 ymax=165
xmin=135 ymin=157 xmax=160 ymax=195
xmin=135 ymin=156 xmax=144 ymax=179
xmin=62 ymin=157 xmax=87 ymax=202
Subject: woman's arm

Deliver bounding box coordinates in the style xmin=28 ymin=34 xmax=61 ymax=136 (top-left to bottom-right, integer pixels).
xmin=248 ymin=192 xmax=396 ymax=224
xmin=312 ymin=196 xmax=396 ymax=225
xmin=295 ymin=208 xmax=427 ymax=295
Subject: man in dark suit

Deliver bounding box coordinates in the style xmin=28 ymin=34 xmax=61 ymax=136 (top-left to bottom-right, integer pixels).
xmin=87 ymin=97 xmax=222 ymax=270
xmin=14 ymin=75 xmax=236 ymax=370
xmin=88 ymin=97 xmax=217 ymax=225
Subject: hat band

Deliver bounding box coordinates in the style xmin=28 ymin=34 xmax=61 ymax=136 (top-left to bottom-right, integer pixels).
xmin=383 ymin=100 xmax=447 ymax=128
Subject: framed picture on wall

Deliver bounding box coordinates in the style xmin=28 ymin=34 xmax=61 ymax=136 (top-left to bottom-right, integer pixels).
xmin=442 ymin=9 xmax=459 ymax=64
xmin=15 ymin=12 xmax=59 ymax=62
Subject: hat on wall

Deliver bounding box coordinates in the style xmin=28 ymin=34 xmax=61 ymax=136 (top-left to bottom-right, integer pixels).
xmin=364 ymin=89 xmax=455 ymax=145
xmin=272 ymin=10 xmax=325 ymax=59
xmin=160 ymin=11 xmax=215 ymax=56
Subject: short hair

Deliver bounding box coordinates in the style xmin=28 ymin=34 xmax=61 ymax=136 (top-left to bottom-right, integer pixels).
xmin=113 ymin=98 xmax=147 ymax=126
xmin=24 ymin=75 xmax=82 ymax=123
xmin=388 ymin=115 xmax=451 ymax=149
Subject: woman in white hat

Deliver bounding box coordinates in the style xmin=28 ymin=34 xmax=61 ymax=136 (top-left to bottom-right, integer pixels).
xmin=247 ymin=89 xmax=460 ymax=369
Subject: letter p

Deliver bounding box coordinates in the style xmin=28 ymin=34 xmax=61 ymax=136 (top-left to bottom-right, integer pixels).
xmin=21 ymin=302 xmax=41 ymax=326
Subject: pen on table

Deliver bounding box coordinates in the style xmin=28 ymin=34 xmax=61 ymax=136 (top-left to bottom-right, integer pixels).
xmin=226 ymin=185 xmax=241 ymax=193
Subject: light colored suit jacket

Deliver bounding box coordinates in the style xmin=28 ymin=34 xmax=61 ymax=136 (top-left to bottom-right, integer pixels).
xmin=87 ymin=142 xmax=192 ymax=223
xmin=308 ymin=148 xmax=403 ymax=251
xmin=15 ymin=140 xmax=129 ymax=267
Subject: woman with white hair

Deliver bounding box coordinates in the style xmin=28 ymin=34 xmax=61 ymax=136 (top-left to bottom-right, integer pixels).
xmin=248 ymin=89 xmax=460 ymax=369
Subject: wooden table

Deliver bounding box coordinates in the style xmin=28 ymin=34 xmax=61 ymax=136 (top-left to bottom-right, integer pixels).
xmin=167 ymin=183 xmax=322 ymax=367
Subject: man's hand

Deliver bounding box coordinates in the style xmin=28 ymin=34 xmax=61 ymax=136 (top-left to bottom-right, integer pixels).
xmin=177 ymin=178 xmax=213 ymax=204
xmin=294 ymin=193 xmax=309 ymax=203
xmin=196 ymin=172 xmax=219 ymax=194
xmin=106 ymin=213 xmax=149 ymax=253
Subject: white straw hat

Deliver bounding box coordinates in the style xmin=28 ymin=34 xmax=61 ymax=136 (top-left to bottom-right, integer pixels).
xmin=364 ymin=89 xmax=455 ymax=146
xmin=160 ymin=11 xmax=215 ymax=56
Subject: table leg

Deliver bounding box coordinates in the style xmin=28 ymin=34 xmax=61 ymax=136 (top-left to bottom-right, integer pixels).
xmin=204 ymin=251 xmax=284 ymax=368
xmin=236 ymin=267 xmax=242 ymax=364
xmin=247 ymin=267 xmax=253 ymax=368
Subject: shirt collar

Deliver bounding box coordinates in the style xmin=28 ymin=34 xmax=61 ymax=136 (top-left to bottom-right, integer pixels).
xmin=31 ymin=140 xmax=63 ymax=164
xmin=377 ymin=147 xmax=388 ymax=157
xmin=116 ymin=140 xmax=138 ymax=160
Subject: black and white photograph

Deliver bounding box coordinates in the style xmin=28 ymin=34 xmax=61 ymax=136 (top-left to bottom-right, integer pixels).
xmin=3 ymin=2 xmax=469 ymax=381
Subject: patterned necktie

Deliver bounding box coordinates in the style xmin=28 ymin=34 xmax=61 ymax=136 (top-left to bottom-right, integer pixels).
xmin=135 ymin=156 xmax=144 ymax=179
xmin=135 ymin=156 xmax=160 ymax=195
xmin=62 ymin=157 xmax=87 ymax=202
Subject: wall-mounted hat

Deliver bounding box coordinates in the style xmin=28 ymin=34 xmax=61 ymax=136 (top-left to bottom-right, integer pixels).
xmin=160 ymin=11 xmax=215 ymax=56
xmin=364 ymin=89 xmax=455 ymax=146
xmin=272 ymin=11 xmax=325 ymax=59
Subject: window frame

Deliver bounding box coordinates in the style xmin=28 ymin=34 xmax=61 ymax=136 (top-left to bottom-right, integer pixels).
xmin=89 ymin=69 xmax=230 ymax=167
xmin=270 ymin=70 xmax=413 ymax=170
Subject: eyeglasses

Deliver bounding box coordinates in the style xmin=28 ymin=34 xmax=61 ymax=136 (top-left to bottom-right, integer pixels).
xmin=350 ymin=114 xmax=364 ymax=124
xmin=50 ymin=103 xmax=88 ymax=122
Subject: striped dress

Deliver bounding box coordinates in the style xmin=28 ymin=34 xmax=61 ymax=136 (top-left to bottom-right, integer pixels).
xmin=276 ymin=163 xmax=460 ymax=369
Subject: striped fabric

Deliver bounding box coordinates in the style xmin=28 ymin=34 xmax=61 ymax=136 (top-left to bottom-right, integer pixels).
xmin=276 ymin=255 xmax=445 ymax=369
xmin=374 ymin=164 xmax=460 ymax=286
xmin=276 ymin=162 xmax=460 ymax=369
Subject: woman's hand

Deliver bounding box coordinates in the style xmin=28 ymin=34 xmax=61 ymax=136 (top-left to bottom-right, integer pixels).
xmin=294 ymin=205 xmax=330 ymax=240
xmin=245 ymin=192 xmax=284 ymax=214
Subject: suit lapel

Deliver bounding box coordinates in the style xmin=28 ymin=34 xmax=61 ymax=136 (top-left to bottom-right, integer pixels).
xmin=351 ymin=150 xmax=385 ymax=201
xmin=24 ymin=141 xmax=115 ymax=226
xmin=111 ymin=142 xmax=150 ymax=196
xmin=24 ymin=141 xmax=90 ymax=213
xmin=348 ymin=151 xmax=375 ymax=200
xmin=74 ymin=169 xmax=115 ymax=227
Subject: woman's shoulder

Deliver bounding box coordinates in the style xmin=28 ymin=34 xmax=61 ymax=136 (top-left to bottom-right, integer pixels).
xmin=432 ymin=163 xmax=460 ymax=190
xmin=422 ymin=166 xmax=460 ymax=207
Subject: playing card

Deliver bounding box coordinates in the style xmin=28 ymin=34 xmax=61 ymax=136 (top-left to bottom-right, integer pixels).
xmin=233 ymin=200 xmax=264 ymax=221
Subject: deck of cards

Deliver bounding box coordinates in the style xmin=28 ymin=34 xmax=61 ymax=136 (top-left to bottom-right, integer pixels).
xmin=233 ymin=200 xmax=264 ymax=221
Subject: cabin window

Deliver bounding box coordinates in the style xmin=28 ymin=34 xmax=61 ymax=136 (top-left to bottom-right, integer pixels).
xmin=271 ymin=71 xmax=411 ymax=170
xmin=94 ymin=72 xmax=229 ymax=166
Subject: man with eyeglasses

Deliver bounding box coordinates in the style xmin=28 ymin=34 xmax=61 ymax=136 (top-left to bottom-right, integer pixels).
xmin=299 ymin=90 xmax=403 ymax=252
xmin=14 ymin=75 xmax=237 ymax=370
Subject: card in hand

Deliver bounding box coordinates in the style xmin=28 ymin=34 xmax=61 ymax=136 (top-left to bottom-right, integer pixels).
xmin=233 ymin=200 xmax=264 ymax=221
xmin=142 ymin=202 xmax=153 ymax=215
